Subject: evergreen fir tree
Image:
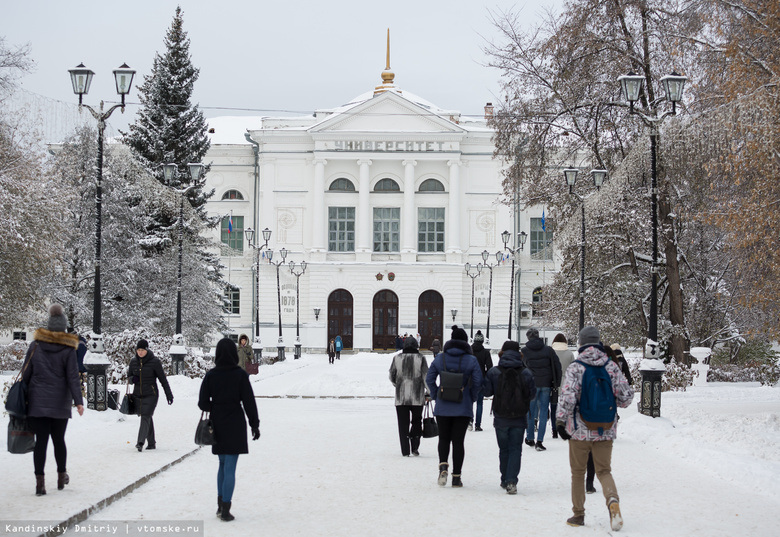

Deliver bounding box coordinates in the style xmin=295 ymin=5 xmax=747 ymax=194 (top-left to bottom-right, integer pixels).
xmin=122 ymin=5 xmax=213 ymax=218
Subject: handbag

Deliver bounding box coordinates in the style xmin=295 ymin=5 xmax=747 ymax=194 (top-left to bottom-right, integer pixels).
xmin=422 ymin=401 xmax=438 ymax=438
xmin=194 ymin=411 xmax=215 ymax=446
xmin=7 ymin=415 xmax=35 ymax=454
xmin=119 ymin=384 xmax=135 ymax=415
xmin=245 ymin=361 xmax=259 ymax=375
xmin=438 ymin=355 xmax=464 ymax=403
xmin=4 ymin=343 xmax=35 ymax=418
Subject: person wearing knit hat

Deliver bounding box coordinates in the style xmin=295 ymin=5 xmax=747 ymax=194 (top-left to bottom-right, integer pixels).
xmin=389 ymin=336 xmax=429 ymax=457
xmin=23 ymin=304 xmax=85 ymax=496
xmin=555 ymin=325 xmax=635 ymax=530
xmin=128 ymin=339 xmax=174 ymax=452
xmin=471 ymin=330 xmax=493 ymax=432
xmin=426 ymin=325 xmax=482 ymax=488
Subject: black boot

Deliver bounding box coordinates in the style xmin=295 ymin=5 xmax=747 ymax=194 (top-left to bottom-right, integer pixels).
xmin=36 ymin=475 xmax=46 ymax=496
xmin=220 ymin=501 xmax=235 ymax=521
xmin=58 ymin=472 xmax=69 ymax=490
xmin=216 ymin=496 xmax=222 ymax=517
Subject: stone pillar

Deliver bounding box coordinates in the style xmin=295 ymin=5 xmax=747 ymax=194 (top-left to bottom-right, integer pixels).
xmin=262 ymin=159 xmax=275 ymax=231
xmin=402 ymin=159 xmax=417 ymax=254
xmin=357 ymin=159 xmax=372 ymax=253
xmin=447 ymin=159 xmax=462 ymax=254
xmin=312 ymin=159 xmax=327 ymax=251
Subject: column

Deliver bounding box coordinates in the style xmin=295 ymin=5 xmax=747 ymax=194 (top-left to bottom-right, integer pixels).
xmin=312 ymin=159 xmax=327 ymax=252
xmin=402 ymin=159 xmax=417 ymax=254
xmin=262 ymin=159 xmax=275 ymax=232
xmin=447 ymin=159 xmax=462 ymax=254
xmin=357 ymin=159 xmax=372 ymax=253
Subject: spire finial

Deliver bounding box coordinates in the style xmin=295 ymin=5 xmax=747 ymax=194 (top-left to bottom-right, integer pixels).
xmin=374 ymin=28 xmax=397 ymax=95
xmin=386 ymin=28 xmax=391 ymax=70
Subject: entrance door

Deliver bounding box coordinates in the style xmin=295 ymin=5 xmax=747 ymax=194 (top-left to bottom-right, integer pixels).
xmin=328 ymin=289 xmax=353 ymax=349
xmin=372 ymin=290 xmax=398 ymax=350
xmin=418 ymin=290 xmax=443 ymax=350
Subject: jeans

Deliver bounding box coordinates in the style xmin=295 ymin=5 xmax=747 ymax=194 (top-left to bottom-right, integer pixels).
xmin=217 ymin=454 xmax=240 ymax=503
xmin=527 ymin=387 xmax=551 ymax=442
xmin=495 ymin=426 xmax=526 ymax=485
xmin=475 ymin=390 xmax=484 ymax=427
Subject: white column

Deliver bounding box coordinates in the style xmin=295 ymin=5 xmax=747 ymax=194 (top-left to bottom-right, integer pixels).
xmin=312 ymin=159 xmax=327 ymax=251
xmin=447 ymin=159 xmax=462 ymax=253
xmin=402 ymin=159 xmax=417 ymax=253
xmin=357 ymin=159 xmax=372 ymax=253
xmin=261 ymin=159 xmax=275 ymax=232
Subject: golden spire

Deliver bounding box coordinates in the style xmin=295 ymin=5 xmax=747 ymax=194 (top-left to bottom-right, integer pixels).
xmin=374 ymin=28 xmax=397 ymax=95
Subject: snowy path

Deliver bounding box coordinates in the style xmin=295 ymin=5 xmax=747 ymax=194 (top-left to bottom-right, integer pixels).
xmin=2 ymin=353 xmax=779 ymax=536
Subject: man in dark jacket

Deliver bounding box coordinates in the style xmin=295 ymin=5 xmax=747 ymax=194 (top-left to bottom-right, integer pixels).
xmin=128 ymin=339 xmax=173 ymax=451
xmin=482 ymin=340 xmax=536 ymax=494
xmin=521 ymin=328 xmax=562 ymax=451
xmin=471 ymin=330 xmax=493 ymax=431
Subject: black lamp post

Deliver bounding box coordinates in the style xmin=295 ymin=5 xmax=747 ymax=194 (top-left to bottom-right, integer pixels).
xmin=68 ymin=62 xmax=135 ymax=410
xmin=245 ymin=226 xmax=271 ymax=363
xmin=618 ymin=70 xmax=687 ymax=417
xmin=162 ymin=163 xmax=204 ymax=374
xmin=267 ymin=247 xmax=288 ymax=361
xmin=289 ymin=259 xmax=307 ymax=359
xmin=563 ymin=167 xmax=607 ymax=331
xmin=502 ymin=229 xmax=527 ymax=340
xmin=464 ymin=262 xmax=483 ymax=339
xmin=451 ymin=309 xmax=458 ymax=323
xmin=481 ymin=249 xmax=502 ymax=346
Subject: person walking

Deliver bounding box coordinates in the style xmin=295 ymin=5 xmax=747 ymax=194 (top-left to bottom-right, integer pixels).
xmin=482 ymin=340 xmax=536 ymax=495
xmin=328 ymin=339 xmax=336 ymax=364
xmin=425 ymin=325 xmax=482 ymax=488
xmin=610 ymin=344 xmax=633 ymax=385
xmin=128 ymin=339 xmax=173 ymax=452
xmin=22 ymin=304 xmax=85 ymax=496
xmin=556 ymin=326 xmax=634 ymax=530
xmin=471 ymin=330 xmax=493 ymax=432
xmin=550 ymin=333 xmax=574 ymax=439
xmin=198 ymin=338 xmax=260 ymax=522
xmin=237 ymin=334 xmax=253 ymax=372
xmin=522 ymin=329 xmax=561 ymax=451
xmin=388 ymin=337 xmax=429 ymax=456
xmin=430 ymin=338 xmax=442 ymax=358
xmin=335 ymin=335 xmax=343 ymax=359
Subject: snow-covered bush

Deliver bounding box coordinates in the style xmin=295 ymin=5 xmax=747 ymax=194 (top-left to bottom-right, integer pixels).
xmin=707 ymin=364 xmax=780 ymax=386
xmin=0 ymin=340 xmax=29 ymax=371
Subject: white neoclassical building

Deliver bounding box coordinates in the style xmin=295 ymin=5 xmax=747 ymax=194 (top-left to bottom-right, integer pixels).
xmin=203 ymin=61 xmax=557 ymax=353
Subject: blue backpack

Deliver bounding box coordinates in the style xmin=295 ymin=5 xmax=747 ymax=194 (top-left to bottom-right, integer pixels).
xmin=574 ymin=360 xmax=616 ymax=434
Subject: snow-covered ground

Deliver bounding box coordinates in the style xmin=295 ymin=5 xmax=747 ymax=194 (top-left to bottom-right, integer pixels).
xmin=2 ymin=352 xmax=779 ymax=537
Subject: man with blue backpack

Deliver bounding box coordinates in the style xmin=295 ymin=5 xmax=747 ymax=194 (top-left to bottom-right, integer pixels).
xmin=555 ymin=326 xmax=634 ymax=531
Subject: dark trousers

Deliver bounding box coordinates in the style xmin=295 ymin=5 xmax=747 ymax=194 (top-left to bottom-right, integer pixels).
xmin=136 ymin=394 xmax=159 ymax=447
xmin=436 ymin=415 xmax=470 ymax=474
xmin=495 ymin=425 xmax=526 ymax=485
xmin=29 ymin=417 xmax=69 ymax=475
xmin=395 ymin=405 xmax=423 ymax=456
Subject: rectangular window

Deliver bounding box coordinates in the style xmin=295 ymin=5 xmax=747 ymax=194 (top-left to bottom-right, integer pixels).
xmin=220 ymin=216 xmax=244 ymax=254
xmin=225 ymin=286 xmax=240 ymax=315
xmin=418 ymin=208 xmax=445 ymax=252
xmin=328 ymin=207 xmax=355 ymax=252
xmin=373 ymin=208 xmax=400 ymax=252
xmin=12 ymin=331 xmax=26 ymax=341
xmin=530 ymin=217 xmax=553 ymax=260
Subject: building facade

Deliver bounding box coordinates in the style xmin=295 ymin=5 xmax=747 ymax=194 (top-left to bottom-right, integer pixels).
xmin=203 ymin=64 xmax=557 ymax=353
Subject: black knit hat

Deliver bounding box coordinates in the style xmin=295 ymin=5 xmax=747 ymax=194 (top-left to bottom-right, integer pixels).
xmin=136 ymin=339 xmax=149 ymax=350
xmin=451 ymin=324 xmax=469 ymax=342
xmin=473 ymin=330 xmax=485 ymax=344
xmin=501 ymin=340 xmax=520 ymax=353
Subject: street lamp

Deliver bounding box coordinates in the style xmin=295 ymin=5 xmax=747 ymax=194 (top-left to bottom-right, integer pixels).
xmin=245 ymin=226 xmax=271 ymax=363
xmin=618 ymin=69 xmax=687 ymax=417
xmin=451 ymin=309 xmax=458 ymax=323
xmin=564 ymin=167 xmax=607 ymax=332
xmin=267 ymin=247 xmax=288 ymax=361
xmin=289 ymin=259 xmax=307 ymax=359
xmin=68 ymin=62 xmax=135 ymax=411
xmin=464 ymin=262 xmax=483 ymax=339
xmin=481 ymin=249 xmax=503 ymax=346
xmin=502 ymin=229 xmax=527 ymax=340
xmin=162 ymin=163 xmax=204 ymax=374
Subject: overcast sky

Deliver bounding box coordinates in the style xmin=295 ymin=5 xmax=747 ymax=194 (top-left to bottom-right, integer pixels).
xmin=4 ymin=0 xmax=560 ymax=134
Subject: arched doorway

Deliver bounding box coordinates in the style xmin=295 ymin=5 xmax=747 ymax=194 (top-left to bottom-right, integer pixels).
xmin=328 ymin=289 xmax=353 ymax=349
xmin=418 ymin=290 xmax=443 ymax=350
xmin=372 ymin=290 xmax=399 ymax=350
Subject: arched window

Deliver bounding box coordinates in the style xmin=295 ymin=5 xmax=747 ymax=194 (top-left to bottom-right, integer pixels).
xmin=222 ymin=190 xmax=244 ymax=200
xmin=374 ymin=178 xmax=400 ymax=192
xmin=532 ymin=287 xmax=544 ymax=317
xmin=418 ymin=179 xmax=445 ymax=192
xmin=329 ymin=178 xmax=356 ymax=191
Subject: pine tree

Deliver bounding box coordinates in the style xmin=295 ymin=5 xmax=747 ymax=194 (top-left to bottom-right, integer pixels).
xmin=122 ymin=5 xmax=213 ymax=218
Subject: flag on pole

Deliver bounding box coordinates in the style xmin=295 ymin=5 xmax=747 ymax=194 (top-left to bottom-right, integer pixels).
xmin=228 ymin=213 xmax=233 ymax=234
xmin=541 ymin=208 xmax=546 ymax=231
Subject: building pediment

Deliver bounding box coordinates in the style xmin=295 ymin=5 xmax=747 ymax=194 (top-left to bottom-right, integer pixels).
xmin=309 ymin=91 xmax=465 ymax=135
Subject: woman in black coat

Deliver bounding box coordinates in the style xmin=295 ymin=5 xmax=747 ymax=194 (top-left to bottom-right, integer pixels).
xmin=23 ymin=304 xmax=85 ymax=496
xmin=198 ymin=338 xmax=260 ymax=522
xmin=128 ymin=339 xmax=173 ymax=451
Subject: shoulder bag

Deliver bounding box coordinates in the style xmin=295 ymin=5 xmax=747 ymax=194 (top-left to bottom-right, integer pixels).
xmin=4 ymin=343 xmax=36 ymax=418
xmin=422 ymin=401 xmax=438 ymax=438
xmin=438 ymin=355 xmax=465 ymax=403
xmin=245 ymin=360 xmax=259 ymax=375
xmin=119 ymin=383 xmax=136 ymax=415
xmin=7 ymin=415 xmax=35 ymax=454
xmin=195 ymin=411 xmax=215 ymax=446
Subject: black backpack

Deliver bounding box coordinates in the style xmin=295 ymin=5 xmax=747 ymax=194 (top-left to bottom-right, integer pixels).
xmin=491 ymin=366 xmax=529 ymax=419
